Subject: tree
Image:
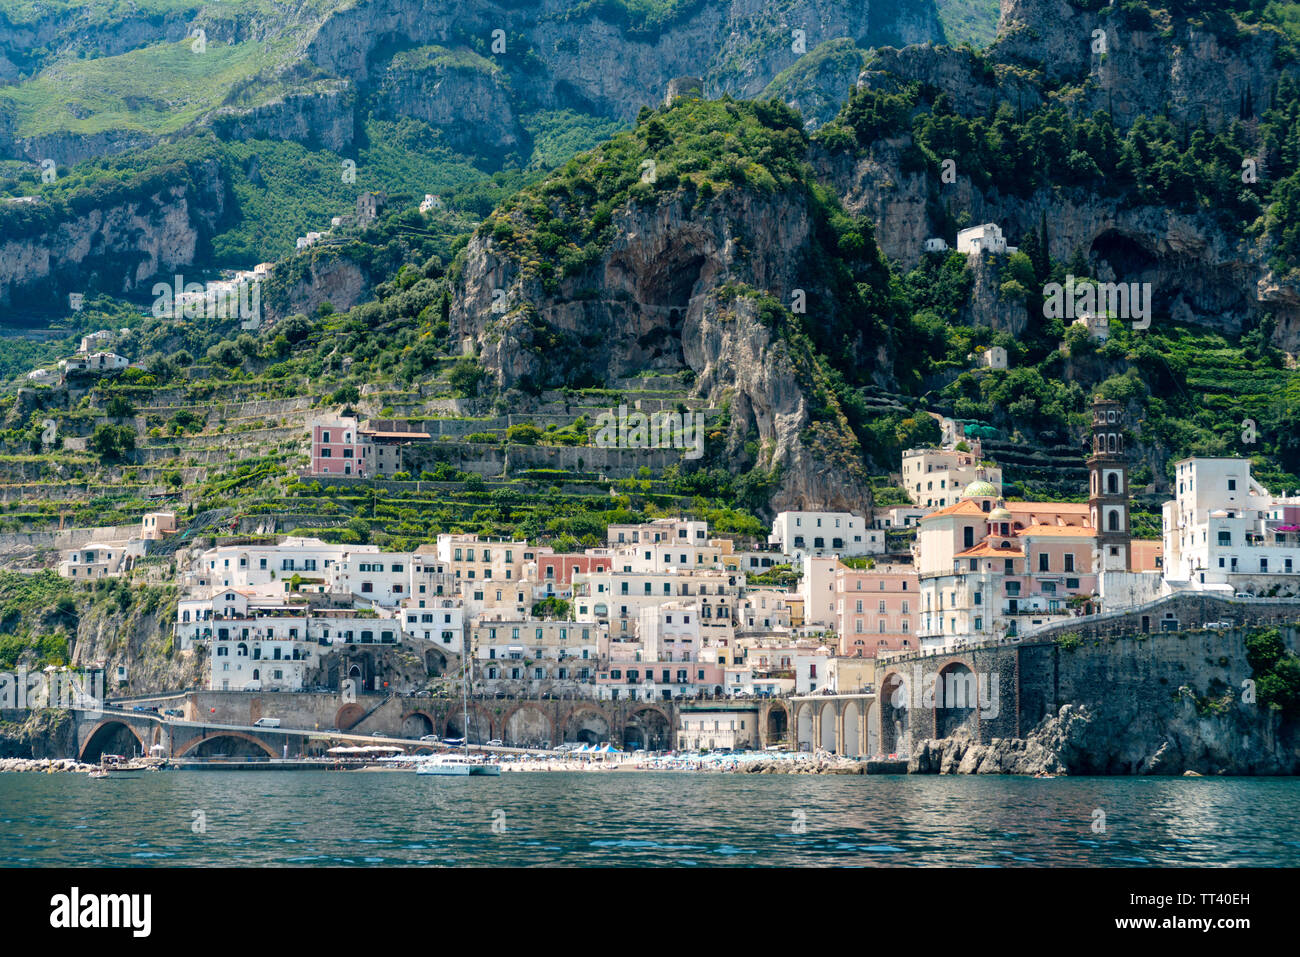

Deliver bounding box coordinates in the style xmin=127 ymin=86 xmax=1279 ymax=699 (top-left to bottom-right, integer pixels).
xmin=105 ymin=396 xmax=134 ymax=419
xmin=331 ymin=385 xmax=361 ymax=406
xmin=448 ymin=360 xmax=487 ymax=398
xmin=89 ymin=424 xmax=135 ymax=460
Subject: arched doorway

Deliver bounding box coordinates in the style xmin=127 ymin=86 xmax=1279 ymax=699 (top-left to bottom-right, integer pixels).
xmin=181 ymin=733 xmax=277 ymax=758
xmin=628 ymin=707 xmax=671 ymax=750
xmin=504 ymin=705 xmax=553 ymax=747
xmin=879 ymin=672 xmax=910 ymax=756
xmin=796 ymin=704 xmax=814 ymax=752
xmin=334 ymin=703 xmax=365 ymax=731
xmin=444 ymin=707 xmax=491 ymax=744
xmin=936 ymin=662 xmax=977 ymax=738
xmin=766 ymin=702 xmax=789 ymax=745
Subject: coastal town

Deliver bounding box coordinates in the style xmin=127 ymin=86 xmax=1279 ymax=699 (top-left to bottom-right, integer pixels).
xmin=37 ymin=395 xmax=1299 ymax=761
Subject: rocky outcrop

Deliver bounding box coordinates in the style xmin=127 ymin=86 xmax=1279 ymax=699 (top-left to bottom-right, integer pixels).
xmin=306 ymin=0 xmax=946 ymax=124
xmin=0 ymin=710 xmax=78 ymax=760
xmin=371 ymin=48 xmax=523 ymax=154
xmin=70 ymin=590 xmax=204 ymax=696
xmin=208 ymin=83 xmax=356 ymax=153
xmin=826 ymin=133 xmax=1276 ymax=343
xmin=761 ymin=38 xmax=871 ymax=130
xmin=994 ymin=0 xmax=1285 ymax=129
xmin=263 ymin=248 xmax=371 ymax=322
xmin=910 ymin=693 xmax=1300 ymax=776
xmin=452 ymin=187 xmax=873 ymax=511
xmin=0 ymin=157 xmax=229 ymax=308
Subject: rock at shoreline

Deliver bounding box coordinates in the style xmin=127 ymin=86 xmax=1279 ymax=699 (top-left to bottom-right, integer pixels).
xmin=0 ymin=756 xmax=97 ymax=773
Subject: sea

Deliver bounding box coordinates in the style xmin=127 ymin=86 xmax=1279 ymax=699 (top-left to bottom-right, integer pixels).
xmin=1 ymin=772 xmax=1297 ymax=867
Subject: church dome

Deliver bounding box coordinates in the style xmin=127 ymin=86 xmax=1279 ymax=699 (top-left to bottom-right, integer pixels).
xmin=988 ymin=506 xmax=1012 ymax=522
xmin=962 ymin=480 xmax=998 ymax=499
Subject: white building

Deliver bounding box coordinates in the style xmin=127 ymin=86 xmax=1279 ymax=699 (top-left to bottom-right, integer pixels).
xmin=956 ymin=223 xmax=1017 ymax=257
xmin=923 ymin=237 xmax=949 ymax=253
xmin=79 ymin=330 xmax=113 ymax=353
xmin=901 ymin=442 xmax=1002 ymax=509
xmin=60 ymin=352 xmax=129 ymax=375
xmin=798 ymin=554 xmax=841 ymax=629
xmin=980 ymin=346 xmax=1008 ymax=370
xmin=1162 ymin=457 xmax=1300 ymax=592
xmin=606 ymin=518 xmax=709 ymax=546
xmin=58 ymin=539 xmax=146 ymax=580
xmin=188 ymin=538 xmax=361 ymax=593
xmin=400 ymin=595 xmax=464 ymax=649
xmin=330 ymin=551 xmax=414 ymax=607
xmin=1072 ymin=311 xmax=1112 ymax=341
xmin=768 ymin=511 xmax=881 ymax=557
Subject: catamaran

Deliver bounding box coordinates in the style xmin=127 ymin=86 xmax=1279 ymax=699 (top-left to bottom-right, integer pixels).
xmin=418 ymin=641 xmax=500 ymax=777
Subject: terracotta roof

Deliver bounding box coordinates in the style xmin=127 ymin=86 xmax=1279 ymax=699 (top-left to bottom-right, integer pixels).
xmin=920 ymin=500 xmax=988 ymax=520
xmin=955 ymin=542 xmax=1024 ymax=558
xmin=1018 ymin=524 xmax=1096 ymax=537
xmin=363 ymin=430 xmax=431 ymax=441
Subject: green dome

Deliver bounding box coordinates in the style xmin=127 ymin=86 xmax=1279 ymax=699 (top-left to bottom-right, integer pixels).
xmin=962 ymin=480 xmax=998 ymax=499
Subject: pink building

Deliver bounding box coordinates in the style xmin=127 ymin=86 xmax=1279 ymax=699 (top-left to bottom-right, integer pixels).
xmin=311 ymin=417 xmax=364 ymax=476
xmin=834 ymin=563 xmax=920 ymax=658
xmin=535 ymin=553 xmax=613 ymax=589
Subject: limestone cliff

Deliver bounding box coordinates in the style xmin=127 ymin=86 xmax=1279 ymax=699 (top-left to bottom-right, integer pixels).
xmin=451 ymin=185 xmax=873 ymax=512
xmin=908 ymin=625 xmax=1300 ymax=775
xmin=0 ymin=157 xmax=229 ymax=309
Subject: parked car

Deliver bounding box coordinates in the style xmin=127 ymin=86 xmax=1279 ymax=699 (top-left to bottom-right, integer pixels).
xmin=420 ymin=734 xmax=440 ymax=743
xmin=486 ymin=738 xmax=504 ymax=747
xmin=1234 ymin=592 xmax=1256 ymax=599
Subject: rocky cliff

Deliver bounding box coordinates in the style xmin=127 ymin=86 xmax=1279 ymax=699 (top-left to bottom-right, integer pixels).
xmin=907 ymin=624 xmax=1300 ymax=775
xmin=0 ymin=156 xmax=230 ymax=309
xmin=451 ymin=180 xmax=873 ymax=511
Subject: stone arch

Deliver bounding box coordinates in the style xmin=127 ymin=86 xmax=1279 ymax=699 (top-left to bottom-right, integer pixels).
xmin=936 ymin=661 xmax=978 ymax=739
xmin=879 ymin=670 xmax=910 ymax=757
xmin=177 ymin=732 xmax=278 ymax=759
xmin=843 ymin=700 xmax=861 ymax=757
xmin=626 ymin=705 xmax=672 ymax=750
xmin=819 ymin=702 xmax=837 ymax=753
xmin=79 ymin=719 xmax=146 ymax=762
xmin=503 ymin=703 xmax=554 ymax=747
xmin=335 ymin=703 xmax=366 ymax=731
xmin=401 ymin=711 xmax=435 ymax=739
xmin=444 ymin=704 xmax=493 ymax=744
xmin=562 ymin=705 xmax=610 ymax=745
xmin=765 ymin=700 xmax=790 ymax=745
xmin=795 ymin=702 xmax=814 ymax=752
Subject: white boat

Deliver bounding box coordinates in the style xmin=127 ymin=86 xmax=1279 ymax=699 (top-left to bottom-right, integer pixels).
xmin=419 ymin=642 xmax=501 ymax=777
xmin=417 ymin=755 xmax=501 ymax=776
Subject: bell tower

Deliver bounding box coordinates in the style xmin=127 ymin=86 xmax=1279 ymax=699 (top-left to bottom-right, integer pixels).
xmin=1088 ymin=397 xmax=1130 ymax=572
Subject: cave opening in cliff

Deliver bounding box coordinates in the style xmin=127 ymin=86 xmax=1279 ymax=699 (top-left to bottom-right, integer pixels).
xmin=634 ymin=250 xmax=705 ymax=365
xmin=1089 ymin=230 xmax=1158 ymax=282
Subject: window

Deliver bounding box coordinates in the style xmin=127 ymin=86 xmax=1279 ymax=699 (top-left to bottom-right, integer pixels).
xmin=1038 ymin=554 xmax=1049 ymax=572
xmin=1064 ymin=553 xmax=1074 ymax=573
